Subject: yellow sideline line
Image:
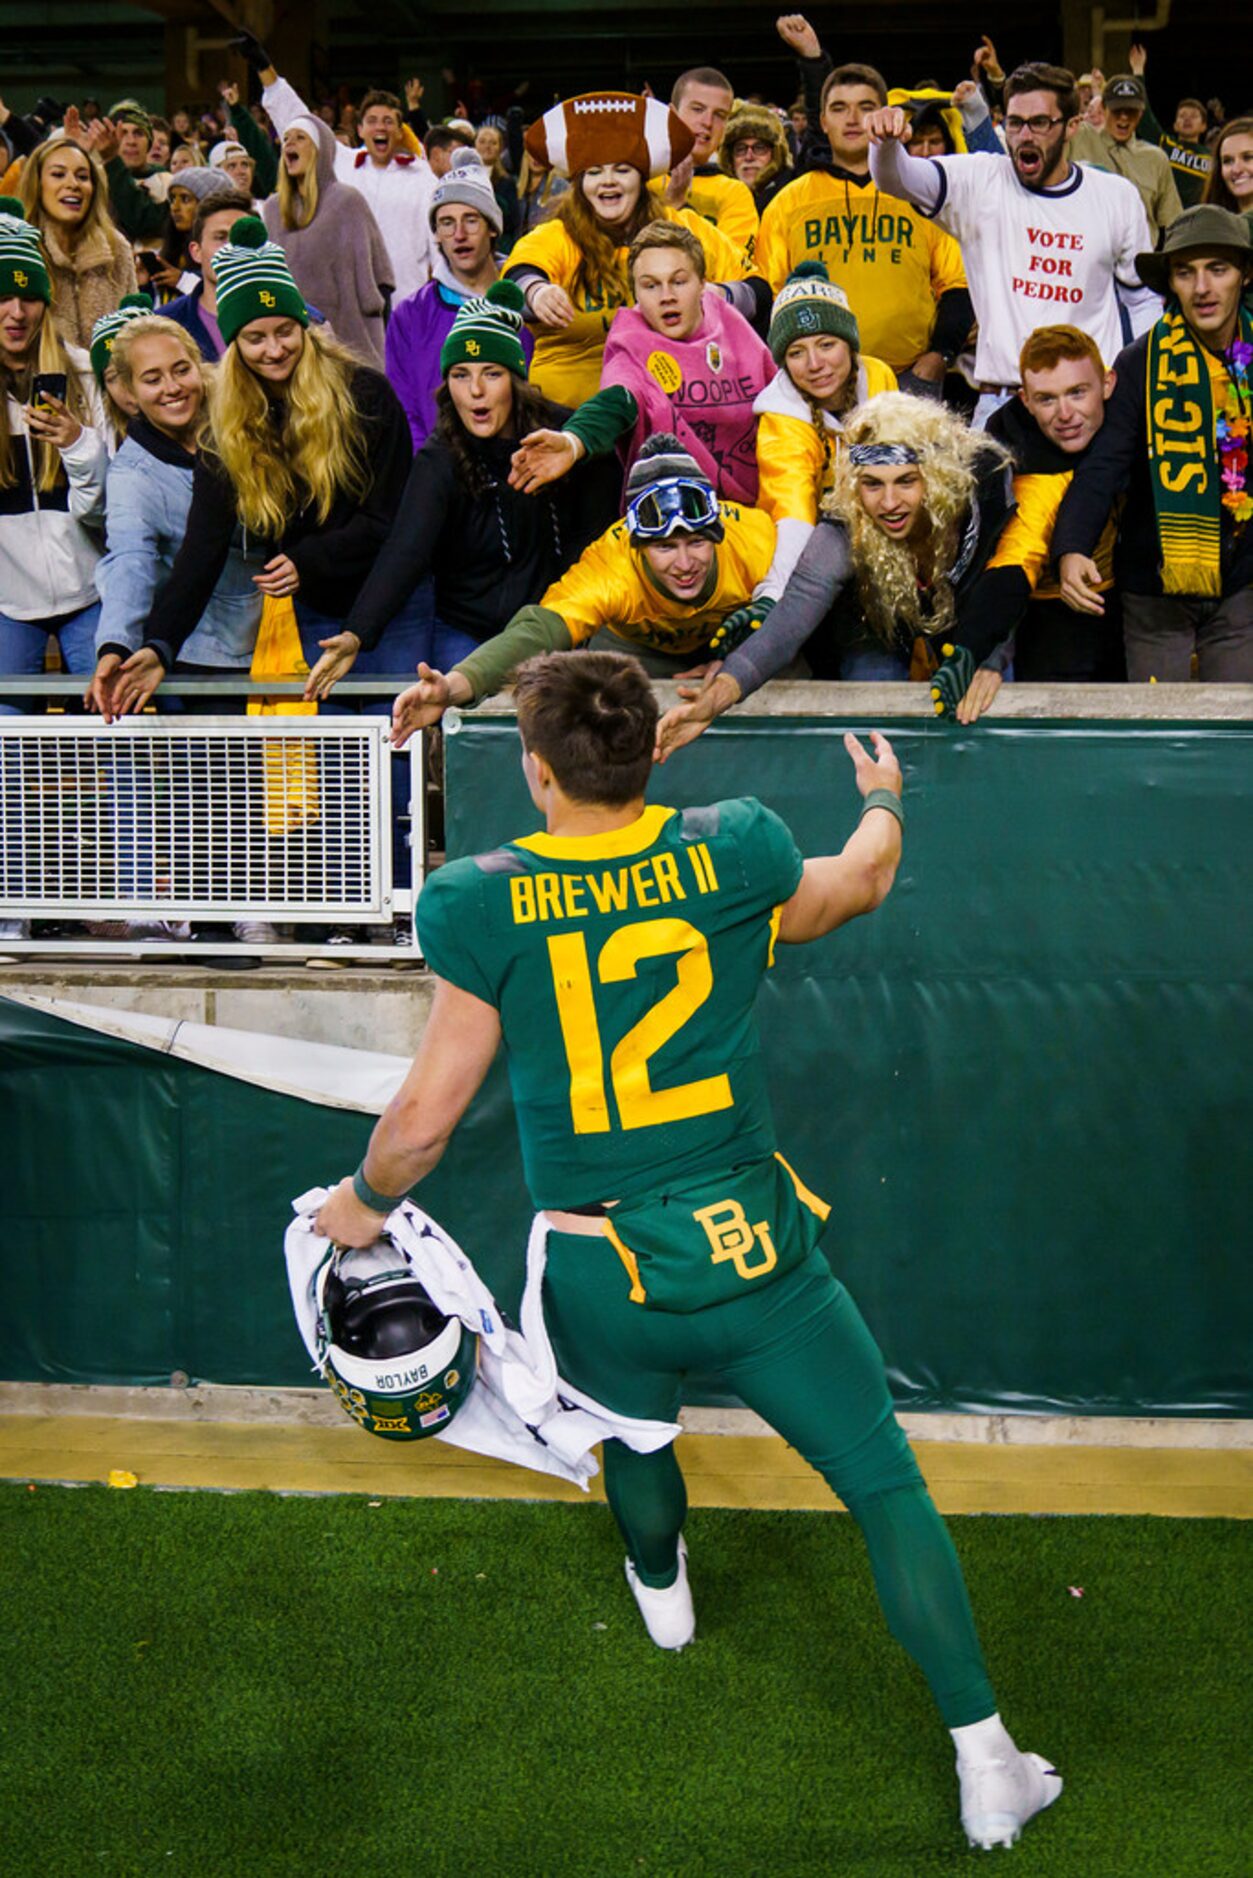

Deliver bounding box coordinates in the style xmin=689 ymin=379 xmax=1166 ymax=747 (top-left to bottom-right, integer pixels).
xmin=1 ymin=1416 xmax=1249 ymax=1517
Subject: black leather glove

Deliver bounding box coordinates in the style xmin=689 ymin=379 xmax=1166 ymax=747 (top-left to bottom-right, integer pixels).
xmin=709 ymin=595 xmax=775 ymax=656
xmin=230 ymin=28 xmax=273 ymax=74
xmin=930 ymin=642 xmax=974 ymax=717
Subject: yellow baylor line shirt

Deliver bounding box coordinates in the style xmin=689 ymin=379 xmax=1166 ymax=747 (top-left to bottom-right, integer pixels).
xmin=508 ymin=208 xmax=749 ymax=407
xmin=539 ymin=503 xmax=776 ymax=657
xmin=755 ymin=171 xmax=967 ymax=372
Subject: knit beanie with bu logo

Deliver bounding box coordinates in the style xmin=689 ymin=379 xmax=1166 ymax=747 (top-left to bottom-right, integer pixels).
xmin=768 ymin=260 xmax=860 ymax=363
xmin=440 ymin=278 xmax=529 ymax=378
xmin=523 ymin=92 xmax=694 ymax=179
xmin=89 ymin=291 xmax=154 ymax=380
xmin=212 ymin=215 xmax=310 ymax=347
xmin=0 ymin=197 xmax=52 ymax=303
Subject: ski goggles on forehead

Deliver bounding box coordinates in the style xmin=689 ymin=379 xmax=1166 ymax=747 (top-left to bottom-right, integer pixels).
xmin=625 ymin=476 xmax=724 ymax=543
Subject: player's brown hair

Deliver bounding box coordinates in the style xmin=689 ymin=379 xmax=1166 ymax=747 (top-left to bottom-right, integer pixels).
xmin=820 ymin=64 xmax=888 ymax=113
xmin=627 ymin=219 xmax=707 ymax=283
xmin=1004 ymin=63 xmax=1079 ymax=125
xmin=512 ymin=652 xmax=658 ymax=806
xmin=1018 ymin=324 xmax=1106 ymax=381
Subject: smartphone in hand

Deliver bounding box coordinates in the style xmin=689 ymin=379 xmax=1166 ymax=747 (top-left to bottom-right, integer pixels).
xmin=30 ymin=372 xmax=68 ymax=411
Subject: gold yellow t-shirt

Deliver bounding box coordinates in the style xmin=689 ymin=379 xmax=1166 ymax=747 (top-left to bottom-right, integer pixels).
xmin=539 ymin=503 xmax=776 ymax=657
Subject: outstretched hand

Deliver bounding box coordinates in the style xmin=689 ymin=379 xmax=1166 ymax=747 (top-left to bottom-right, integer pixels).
xmin=843 ymin=729 xmax=902 ymax=798
xmin=304 ymin=631 xmax=360 ymax=701
xmin=391 ymin=663 xmax=454 ymax=747
xmin=654 ymin=669 xmax=742 ymax=765
xmin=84 ymin=652 xmax=123 ymax=722
xmin=955 ymin=665 xmax=1003 ymax=725
xmin=107 ymin=647 xmax=166 ymax=718
xmin=508 ymin=428 xmax=582 ymax=493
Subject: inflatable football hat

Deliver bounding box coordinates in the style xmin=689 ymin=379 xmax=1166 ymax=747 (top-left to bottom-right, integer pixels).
xmin=524 ymin=91 xmax=695 ymax=179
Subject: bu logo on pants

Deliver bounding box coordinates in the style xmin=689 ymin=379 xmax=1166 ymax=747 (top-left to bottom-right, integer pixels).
xmin=693 ymin=1199 xmax=778 ymax=1281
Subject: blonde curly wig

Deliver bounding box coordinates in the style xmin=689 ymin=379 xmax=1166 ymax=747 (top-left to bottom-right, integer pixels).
xmin=824 ymin=391 xmax=1008 ymax=644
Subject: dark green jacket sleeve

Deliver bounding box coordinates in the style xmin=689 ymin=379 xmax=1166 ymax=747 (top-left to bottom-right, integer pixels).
xmin=562 ymin=386 xmax=638 ymax=458
xmin=230 ymin=102 xmax=278 ymax=196
xmin=1138 ymin=92 xmax=1165 ymax=149
xmin=455 ymin=607 xmax=573 ymax=702
xmin=106 ymin=158 xmax=168 ymax=242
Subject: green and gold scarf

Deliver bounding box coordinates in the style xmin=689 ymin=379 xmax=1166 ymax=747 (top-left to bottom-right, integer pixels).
xmin=1146 ymin=305 xmax=1253 ymax=595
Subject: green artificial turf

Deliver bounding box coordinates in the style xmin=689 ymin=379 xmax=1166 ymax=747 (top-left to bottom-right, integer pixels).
xmin=1 ymin=1484 xmax=1247 ymax=1877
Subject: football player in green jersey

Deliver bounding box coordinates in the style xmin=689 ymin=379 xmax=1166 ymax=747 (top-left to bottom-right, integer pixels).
xmin=316 ymin=651 xmax=1061 ymax=1852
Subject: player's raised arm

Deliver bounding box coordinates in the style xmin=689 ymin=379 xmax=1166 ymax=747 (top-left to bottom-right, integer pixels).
xmin=776 ymin=731 xmax=903 ymax=942
xmin=315 ymin=976 xmax=502 ymax=1245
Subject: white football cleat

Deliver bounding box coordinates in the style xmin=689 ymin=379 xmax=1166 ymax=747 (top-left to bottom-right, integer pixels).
xmin=959 ymin=1748 xmax=1062 ymax=1850
xmin=624 ymin=1535 xmax=695 ymax=1651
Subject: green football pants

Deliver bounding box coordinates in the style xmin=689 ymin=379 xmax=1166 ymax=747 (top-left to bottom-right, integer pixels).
xmin=543 ymin=1231 xmax=997 ymax=1728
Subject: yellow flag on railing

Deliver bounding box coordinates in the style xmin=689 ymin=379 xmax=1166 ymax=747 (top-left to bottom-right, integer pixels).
xmin=247 ymin=594 xmax=320 ymax=835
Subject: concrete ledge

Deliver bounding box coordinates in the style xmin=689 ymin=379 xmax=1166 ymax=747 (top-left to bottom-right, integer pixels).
xmin=2 ymin=1382 xmax=1247 ymax=1451
xmin=0 ymin=966 xmax=436 ymax=1053
xmin=464 ymin=680 xmax=1253 ymax=722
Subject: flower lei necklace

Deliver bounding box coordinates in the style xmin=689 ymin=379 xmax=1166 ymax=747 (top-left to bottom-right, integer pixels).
xmin=1218 ymin=337 xmax=1252 ymax=525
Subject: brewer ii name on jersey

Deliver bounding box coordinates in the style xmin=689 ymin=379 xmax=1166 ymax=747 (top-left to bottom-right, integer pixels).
xmin=416 ymin=798 xmax=804 ymax=1211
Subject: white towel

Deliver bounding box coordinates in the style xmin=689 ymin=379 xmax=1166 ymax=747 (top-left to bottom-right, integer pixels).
xmin=286 ymin=1192 xmax=680 ymax=1490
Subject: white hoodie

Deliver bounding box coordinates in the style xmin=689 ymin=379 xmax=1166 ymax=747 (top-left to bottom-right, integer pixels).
xmin=0 ymin=343 xmax=109 ymax=621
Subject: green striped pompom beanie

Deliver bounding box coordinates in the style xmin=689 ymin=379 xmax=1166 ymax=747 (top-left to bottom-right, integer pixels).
xmin=212 ymin=216 xmax=309 ymax=347
xmin=89 ymin=292 xmax=155 ymax=380
xmin=440 ymin=278 xmax=528 ymax=379
xmin=0 ymin=196 xmax=51 ymax=303
xmin=768 ymin=260 xmax=859 ymax=363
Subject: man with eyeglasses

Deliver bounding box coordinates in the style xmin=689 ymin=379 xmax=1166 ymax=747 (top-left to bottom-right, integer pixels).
xmin=866 ymin=61 xmax=1159 ymax=427
xmin=385 ymin=433 xmax=776 ymax=734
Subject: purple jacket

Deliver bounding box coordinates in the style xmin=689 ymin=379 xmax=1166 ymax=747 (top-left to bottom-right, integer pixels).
xmin=385 ymin=277 xmax=535 ymax=451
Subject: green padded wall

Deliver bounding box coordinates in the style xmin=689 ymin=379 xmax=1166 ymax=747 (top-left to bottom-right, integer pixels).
xmin=439 ymin=712 xmax=1253 ymax=1418
xmin=1 ymin=711 xmax=1249 ymax=1417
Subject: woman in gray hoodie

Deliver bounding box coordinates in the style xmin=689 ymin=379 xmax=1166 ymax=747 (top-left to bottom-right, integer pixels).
xmin=261 ymin=112 xmax=394 ymax=367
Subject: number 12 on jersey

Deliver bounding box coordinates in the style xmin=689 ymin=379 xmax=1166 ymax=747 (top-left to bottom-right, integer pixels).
xmin=547 ymin=917 xmax=733 ymax=1133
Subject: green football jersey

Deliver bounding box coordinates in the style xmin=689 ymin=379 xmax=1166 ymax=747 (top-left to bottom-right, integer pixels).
xmin=417 ymin=797 xmax=804 ymax=1210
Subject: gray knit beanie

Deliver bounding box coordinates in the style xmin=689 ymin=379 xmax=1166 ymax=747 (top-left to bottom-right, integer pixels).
xmin=429 ymin=149 xmax=503 ymax=236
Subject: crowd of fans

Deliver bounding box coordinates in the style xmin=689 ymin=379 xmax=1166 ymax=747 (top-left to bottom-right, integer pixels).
xmin=0 ymin=15 xmax=1250 ymax=946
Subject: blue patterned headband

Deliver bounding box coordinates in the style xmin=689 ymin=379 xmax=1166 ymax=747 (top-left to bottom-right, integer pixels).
xmin=847 ymin=443 xmax=920 ymax=467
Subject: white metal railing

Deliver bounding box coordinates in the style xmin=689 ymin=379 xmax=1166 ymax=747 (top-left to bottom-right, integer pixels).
xmin=0 ymin=715 xmax=423 ymax=958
